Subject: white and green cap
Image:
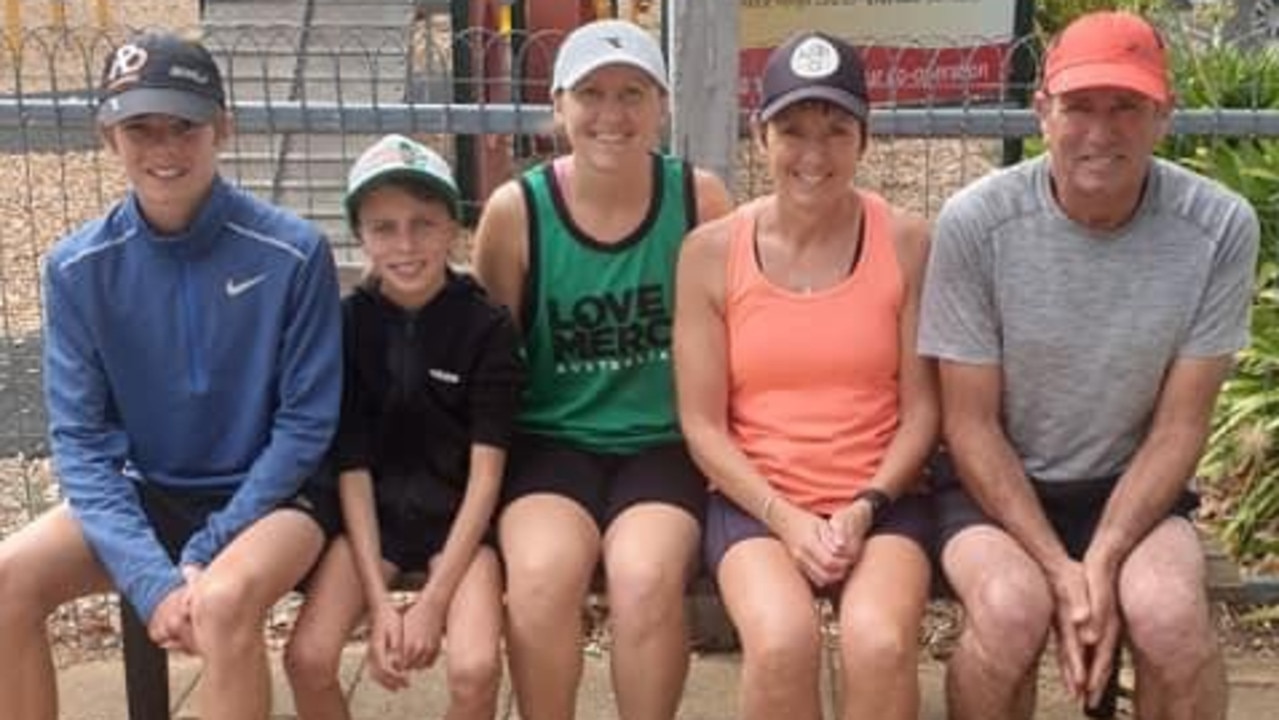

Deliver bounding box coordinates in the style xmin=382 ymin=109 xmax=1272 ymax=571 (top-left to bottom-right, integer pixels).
xmin=552 ymin=19 xmax=667 ymax=92
xmin=344 ymin=134 xmax=460 ymax=226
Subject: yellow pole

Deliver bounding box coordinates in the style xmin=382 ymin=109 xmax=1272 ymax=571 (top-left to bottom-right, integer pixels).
xmin=497 ymin=2 xmax=511 ymax=35
xmin=3 ymin=0 xmax=19 ymax=52
xmin=94 ymin=0 xmax=111 ymax=30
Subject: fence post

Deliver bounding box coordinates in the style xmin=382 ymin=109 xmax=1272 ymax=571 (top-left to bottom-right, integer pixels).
xmin=668 ymin=0 xmax=736 ymax=186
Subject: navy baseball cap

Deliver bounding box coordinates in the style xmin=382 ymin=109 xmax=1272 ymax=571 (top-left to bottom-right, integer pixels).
xmin=98 ymin=31 xmax=226 ymax=126
xmin=758 ymin=31 xmax=869 ymax=123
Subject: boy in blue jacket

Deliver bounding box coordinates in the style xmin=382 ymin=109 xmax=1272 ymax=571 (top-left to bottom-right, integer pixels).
xmin=0 ymin=31 xmax=342 ymax=720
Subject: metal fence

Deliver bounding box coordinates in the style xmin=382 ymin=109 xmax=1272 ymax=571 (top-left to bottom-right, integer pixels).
xmin=0 ymin=14 xmax=1277 ymax=510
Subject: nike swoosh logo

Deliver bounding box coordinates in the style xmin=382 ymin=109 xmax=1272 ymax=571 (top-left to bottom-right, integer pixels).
xmin=225 ymin=273 xmax=267 ymax=297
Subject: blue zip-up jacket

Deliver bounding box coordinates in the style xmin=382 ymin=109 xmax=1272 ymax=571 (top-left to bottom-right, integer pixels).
xmin=42 ymin=177 xmax=342 ymax=621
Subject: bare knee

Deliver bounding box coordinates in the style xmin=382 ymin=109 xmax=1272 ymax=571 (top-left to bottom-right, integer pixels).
xmin=959 ymin=568 xmax=1052 ymax=674
xmin=0 ymin=548 xmax=45 ymax=626
xmin=190 ymin=574 xmax=265 ymax=653
xmin=1122 ymin=569 xmax=1217 ymax=681
xmin=448 ymin=647 xmax=502 ymax=708
xmin=840 ymin=606 xmax=919 ymax=676
xmin=283 ymin=632 xmax=343 ymax=692
xmin=740 ymin=610 xmax=823 ymax=680
xmin=606 ymin=558 xmax=684 ymax=632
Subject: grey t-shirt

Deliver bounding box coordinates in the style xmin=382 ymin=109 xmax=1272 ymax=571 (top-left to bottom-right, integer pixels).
xmin=919 ymin=155 xmax=1258 ymax=481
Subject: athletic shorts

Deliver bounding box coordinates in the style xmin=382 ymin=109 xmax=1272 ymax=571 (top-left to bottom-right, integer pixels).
xmin=932 ymin=452 xmax=1199 ymax=561
xmin=137 ymin=465 xmax=342 ymax=565
xmin=377 ymin=509 xmax=496 ymax=574
xmin=499 ymin=433 xmax=708 ymax=531
xmin=702 ymin=489 xmax=935 ymax=579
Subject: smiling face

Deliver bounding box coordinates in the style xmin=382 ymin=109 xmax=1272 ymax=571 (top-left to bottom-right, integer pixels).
xmin=759 ymin=99 xmax=864 ymax=209
xmin=1036 ymin=86 xmax=1171 ymax=228
xmin=553 ymin=64 xmax=666 ymax=172
xmin=355 ymin=181 xmax=456 ymax=309
xmin=101 ymin=110 xmax=229 ymax=234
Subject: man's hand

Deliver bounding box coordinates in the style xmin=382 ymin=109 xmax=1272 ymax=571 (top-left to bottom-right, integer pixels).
xmin=1081 ymin=551 xmax=1123 ymax=709
xmin=1047 ymin=560 xmax=1091 ymax=700
xmin=366 ymin=600 xmax=408 ymax=691
xmin=401 ymin=594 xmax=448 ymax=671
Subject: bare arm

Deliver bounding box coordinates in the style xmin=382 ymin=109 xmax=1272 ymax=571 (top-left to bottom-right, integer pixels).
xmin=472 ymin=180 xmax=529 ymax=330
xmin=940 ymin=359 xmax=1091 ymax=694
xmin=337 ymin=469 xmax=391 ymax=610
xmin=1091 ymin=356 xmax=1231 ymax=567
xmin=691 ymin=167 xmax=733 ymax=226
xmin=828 ymin=212 xmax=939 ymax=541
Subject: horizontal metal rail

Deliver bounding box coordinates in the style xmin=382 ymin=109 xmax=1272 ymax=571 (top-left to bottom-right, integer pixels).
xmin=4 ymin=98 xmax=1279 ymax=139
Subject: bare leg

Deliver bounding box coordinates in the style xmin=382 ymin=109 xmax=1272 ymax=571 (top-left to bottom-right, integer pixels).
xmin=443 ymin=547 xmax=504 ymax=720
xmin=0 ymin=505 xmax=112 ymax=720
xmin=500 ymin=494 xmax=600 ymax=720
xmin=838 ymin=534 xmax=931 ymax=720
xmin=942 ymin=525 xmax=1053 ymax=720
xmin=286 ymin=536 xmax=395 ymax=720
xmin=190 ymin=508 xmax=325 ymax=720
xmin=603 ymin=503 xmax=700 ymax=720
xmin=717 ymin=537 xmax=823 ymax=720
xmin=1120 ymin=517 xmax=1226 ymax=720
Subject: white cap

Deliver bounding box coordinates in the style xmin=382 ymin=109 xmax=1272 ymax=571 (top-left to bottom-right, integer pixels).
xmin=344 ymin=134 xmax=459 ymax=225
xmin=551 ymin=19 xmax=668 ymax=92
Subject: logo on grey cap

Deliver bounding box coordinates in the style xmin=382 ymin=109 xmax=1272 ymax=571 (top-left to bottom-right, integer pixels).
xmin=790 ymin=37 xmax=840 ymax=79
xmin=105 ymin=44 xmax=149 ymax=87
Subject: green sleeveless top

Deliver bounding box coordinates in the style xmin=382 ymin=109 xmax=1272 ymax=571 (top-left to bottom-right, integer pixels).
xmin=517 ymin=153 xmax=696 ymax=452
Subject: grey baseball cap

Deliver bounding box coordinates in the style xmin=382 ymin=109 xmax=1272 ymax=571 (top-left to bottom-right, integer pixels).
xmin=551 ymin=19 xmax=668 ymax=92
xmin=97 ymin=31 xmax=225 ymax=126
xmin=344 ymin=134 xmax=460 ymax=226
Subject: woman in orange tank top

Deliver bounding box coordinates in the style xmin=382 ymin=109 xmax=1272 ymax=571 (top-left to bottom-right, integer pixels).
xmin=674 ymin=31 xmax=938 ymax=720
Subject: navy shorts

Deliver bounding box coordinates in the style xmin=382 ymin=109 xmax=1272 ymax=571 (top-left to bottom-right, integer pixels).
xmin=933 ymin=453 xmax=1199 ymax=561
xmin=702 ymin=489 xmax=935 ymax=580
xmin=138 ymin=465 xmax=342 ymax=564
xmin=499 ymin=433 xmax=708 ymax=531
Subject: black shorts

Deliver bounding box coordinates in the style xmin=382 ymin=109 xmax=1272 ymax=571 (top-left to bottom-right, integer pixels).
xmin=138 ymin=466 xmax=342 ymax=564
xmin=933 ymin=453 xmax=1199 ymax=561
xmin=499 ymin=433 xmax=708 ymax=531
xmin=703 ymin=489 xmax=935 ymax=580
xmin=377 ymin=510 xmax=496 ymax=574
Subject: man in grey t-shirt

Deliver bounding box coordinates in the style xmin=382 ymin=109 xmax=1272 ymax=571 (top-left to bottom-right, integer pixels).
xmin=919 ymin=11 xmax=1258 ymax=720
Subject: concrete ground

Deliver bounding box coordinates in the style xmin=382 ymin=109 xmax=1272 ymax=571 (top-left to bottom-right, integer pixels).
xmin=54 ymin=644 xmax=1279 ymax=719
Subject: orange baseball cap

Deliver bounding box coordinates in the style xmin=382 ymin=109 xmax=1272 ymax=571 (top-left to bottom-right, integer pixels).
xmin=1042 ymin=11 xmax=1170 ymax=103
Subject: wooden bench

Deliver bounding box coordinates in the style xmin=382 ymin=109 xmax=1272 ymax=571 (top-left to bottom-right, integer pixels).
xmin=115 ymin=535 xmax=1251 ymax=719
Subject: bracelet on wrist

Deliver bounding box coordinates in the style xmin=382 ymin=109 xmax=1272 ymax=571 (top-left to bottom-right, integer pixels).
xmin=761 ymin=493 xmax=780 ymax=525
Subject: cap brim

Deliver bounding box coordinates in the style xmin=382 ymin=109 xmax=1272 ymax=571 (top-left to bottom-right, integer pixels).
xmin=97 ymin=87 xmax=220 ymax=126
xmin=759 ymin=86 xmax=869 ymax=123
xmin=345 ymin=168 xmax=462 ymax=225
xmin=554 ymin=53 xmax=668 ymax=93
xmin=1045 ymin=63 xmax=1170 ymax=103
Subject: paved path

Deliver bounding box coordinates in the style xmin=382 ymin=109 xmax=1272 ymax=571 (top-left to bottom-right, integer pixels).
xmin=54 ymin=645 xmax=1279 ymax=719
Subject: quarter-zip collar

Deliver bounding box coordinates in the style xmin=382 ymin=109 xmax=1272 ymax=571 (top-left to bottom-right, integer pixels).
xmin=122 ymin=175 xmax=233 ymax=258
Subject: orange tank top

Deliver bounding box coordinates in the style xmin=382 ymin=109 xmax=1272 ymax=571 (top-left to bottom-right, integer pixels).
xmin=724 ymin=191 xmax=903 ymax=514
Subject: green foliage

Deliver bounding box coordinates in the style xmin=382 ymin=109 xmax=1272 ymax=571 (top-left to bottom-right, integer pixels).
xmin=1201 ymin=277 xmax=1279 ymax=561
xmin=1162 ymin=12 xmax=1279 ymax=560
xmin=1034 ymin=0 xmax=1167 ymax=37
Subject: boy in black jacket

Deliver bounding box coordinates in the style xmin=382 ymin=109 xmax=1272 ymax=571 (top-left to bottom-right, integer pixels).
xmin=284 ymin=134 xmax=523 ymax=720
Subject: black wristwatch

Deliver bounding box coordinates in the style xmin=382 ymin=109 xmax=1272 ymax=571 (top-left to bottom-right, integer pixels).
xmin=851 ymin=488 xmax=892 ymax=522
